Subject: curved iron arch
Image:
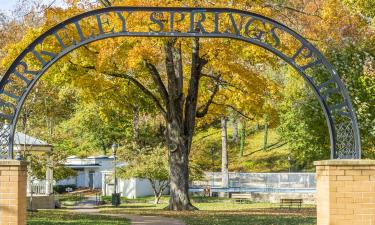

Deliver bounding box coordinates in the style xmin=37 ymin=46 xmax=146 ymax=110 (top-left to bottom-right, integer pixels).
xmin=0 ymin=6 xmax=361 ymax=159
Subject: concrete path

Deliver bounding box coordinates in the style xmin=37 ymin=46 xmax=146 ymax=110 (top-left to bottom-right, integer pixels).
xmin=74 ymin=196 xmax=98 ymax=208
xmin=70 ymin=208 xmax=186 ymax=225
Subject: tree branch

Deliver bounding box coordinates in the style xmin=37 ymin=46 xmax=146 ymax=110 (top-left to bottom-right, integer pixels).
xmin=144 ymin=61 xmax=169 ymax=106
xmin=184 ymin=37 xmax=208 ymax=153
xmin=68 ymin=60 xmax=167 ymax=117
xmin=196 ymin=81 xmax=220 ymax=118
xmin=212 ymin=101 xmax=253 ymax=120
xmin=164 ymin=39 xmax=178 ymax=96
xmin=98 ymin=0 xmax=111 ymax=7
xmin=104 ymin=71 xmax=167 ymax=117
xmin=173 ymin=42 xmax=184 ymax=97
xmin=201 ymin=73 xmax=248 ymax=94
xmin=262 ymin=3 xmax=323 ymax=19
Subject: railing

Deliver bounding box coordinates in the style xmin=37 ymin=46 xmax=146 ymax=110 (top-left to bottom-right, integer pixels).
xmin=28 ymin=180 xmax=47 ymax=195
xmin=191 ymin=172 xmax=316 ymax=192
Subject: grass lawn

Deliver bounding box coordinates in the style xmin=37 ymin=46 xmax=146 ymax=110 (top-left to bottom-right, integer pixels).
xmin=100 ymin=199 xmax=317 ymax=225
xmin=28 ymin=197 xmax=316 ymax=225
xmin=183 ymin=214 xmax=315 ymax=225
xmin=27 ymin=210 xmax=130 ymax=225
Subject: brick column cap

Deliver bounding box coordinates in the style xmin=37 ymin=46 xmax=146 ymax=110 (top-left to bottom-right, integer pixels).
xmin=314 ymin=159 xmax=375 ymax=166
xmin=0 ymin=160 xmax=28 ymax=166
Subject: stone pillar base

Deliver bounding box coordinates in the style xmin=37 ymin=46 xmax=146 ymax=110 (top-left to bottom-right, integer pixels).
xmin=315 ymin=160 xmax=375 ymax=225
xmin=0 ymin=160 xmax=28 ymax=225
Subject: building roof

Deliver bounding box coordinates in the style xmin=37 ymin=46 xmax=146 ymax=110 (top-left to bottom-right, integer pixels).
xmin=87 ymin=155 xmax=111 ymax=159
xmin=63 ymin=155 xmax=115 ymax=169
xmin=64 ymin=164 xmax=101 ymax=168
xmin=1 ymin=125 xmax=51 ymax=147
xmin=14 ymin=132 xmax=50 ymax=146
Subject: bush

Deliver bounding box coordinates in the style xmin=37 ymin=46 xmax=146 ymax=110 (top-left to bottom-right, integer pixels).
xmin=53 ymin=184 xmax=77 ymax=194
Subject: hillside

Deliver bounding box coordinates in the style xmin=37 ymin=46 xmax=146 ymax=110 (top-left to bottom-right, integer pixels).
xmin=191 ymin=125 xmax=290 ymax=173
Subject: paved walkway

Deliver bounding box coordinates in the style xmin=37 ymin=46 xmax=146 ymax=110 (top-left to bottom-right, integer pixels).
xmin=70 ymin=207 xmax=185 ymax=225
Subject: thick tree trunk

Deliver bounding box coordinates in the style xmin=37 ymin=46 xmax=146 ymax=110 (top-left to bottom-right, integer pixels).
xmin=163 ymin=39 xmax=203 ymax=211
xmin=165 ymin=117 xmax=196 ymax=210
xmin=143 ymin=38 xmax=206 ymax=211
xmin=167 ymin=146 xmax=196 ymax=210
xmin=221 ymin=117 xmax=229 ymax=188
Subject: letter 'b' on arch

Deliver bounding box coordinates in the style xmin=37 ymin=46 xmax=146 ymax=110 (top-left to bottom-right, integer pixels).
xmin=0 ymin=7 xmax=361 ymax=159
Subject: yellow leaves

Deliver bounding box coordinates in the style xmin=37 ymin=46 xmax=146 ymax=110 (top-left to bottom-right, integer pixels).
xmin=126 ymin=38 xmax=164 ymax=68
xmin=1 ymin=27 xmax=44 ymax=69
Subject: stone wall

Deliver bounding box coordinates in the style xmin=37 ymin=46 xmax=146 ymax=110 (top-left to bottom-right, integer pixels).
xmin=245 ymin=192 xmax=315 ymax=204
xmin=26 ymin=195 xmax=55 ymax=210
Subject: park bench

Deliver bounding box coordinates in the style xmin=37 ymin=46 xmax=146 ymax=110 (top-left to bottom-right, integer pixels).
xmin=279 ymin=198 xmax=303 ymax=209
xmin=231 ymin=193 xmax=253 ymax=204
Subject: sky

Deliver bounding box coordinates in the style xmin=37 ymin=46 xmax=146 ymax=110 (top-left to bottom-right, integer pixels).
xmin=0 ymin=0 xmax=67 ymax=16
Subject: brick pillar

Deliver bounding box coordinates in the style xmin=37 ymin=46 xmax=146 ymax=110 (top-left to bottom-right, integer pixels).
xmin=0 ymin=160 xmax=28 ymax=225
xmin=315 ymin=160 xmax=375 ymax=225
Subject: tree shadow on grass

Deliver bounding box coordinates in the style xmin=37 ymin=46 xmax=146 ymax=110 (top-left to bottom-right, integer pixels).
xmin=182 ymin=215 xmax=316 ymax=225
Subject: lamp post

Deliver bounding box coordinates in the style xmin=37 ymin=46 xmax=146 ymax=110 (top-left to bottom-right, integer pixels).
xmin=288 ymin=156 xmax=291 ymax=173
xmin=111 ymin=143 xmax=119 ymax=207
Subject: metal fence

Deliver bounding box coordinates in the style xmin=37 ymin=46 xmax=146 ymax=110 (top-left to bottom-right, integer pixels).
xmin=191 ymin=172 xmax=316 ymax=193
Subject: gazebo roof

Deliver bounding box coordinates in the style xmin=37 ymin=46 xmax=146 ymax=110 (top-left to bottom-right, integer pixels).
xmin=14 ymin=132 xmax=50 ymax=146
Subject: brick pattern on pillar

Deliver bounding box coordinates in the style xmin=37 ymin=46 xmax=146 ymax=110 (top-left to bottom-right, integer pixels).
xmin=0 ymin=160 xmax=28 ymax=225
xmin=315 ymin=160 xmax=375 ymax=225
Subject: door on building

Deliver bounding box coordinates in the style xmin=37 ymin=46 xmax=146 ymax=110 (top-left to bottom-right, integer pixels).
xmin=77 ymin=171 xmax=85 ymax=187
xmin=89 ymin=172 xmax=94 ymax=189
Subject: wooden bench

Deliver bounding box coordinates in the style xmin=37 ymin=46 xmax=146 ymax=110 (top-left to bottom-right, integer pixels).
xmin=279 ymin=198 xmax=303 ymax=209
xmin=231 ymin=193 xmax=253 ymax=204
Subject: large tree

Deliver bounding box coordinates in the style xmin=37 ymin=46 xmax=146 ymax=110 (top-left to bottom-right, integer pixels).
xmin=109 ymin=37 xmax=212 ymax=210
xmin=4 ymin=0 xmax=373 ymax=211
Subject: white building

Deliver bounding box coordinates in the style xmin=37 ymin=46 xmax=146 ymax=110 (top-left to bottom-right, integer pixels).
xmin=13 ymin=132 xmax=54 ymax=196
xmin=57 ymin=155 xmax=114 ymax=189
xmin=12 ymin=131 xmax=55 ymax=209
xmin=101 ymin=170 xmax=169 ymax=199
xmin=59 ymin=156 xmax=169 ymax=198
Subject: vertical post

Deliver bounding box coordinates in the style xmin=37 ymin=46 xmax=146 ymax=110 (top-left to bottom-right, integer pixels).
xmin=210 ymin=147 xmax=215 ymax=189
xmin=114 ymin=157 xmax=117 ymax=194
xmin=45 ymin=154 xmax=53 ymax=195
xmin=239 ymin=121 xmax=246 ymax=157
xmin=0 ymin=160 xmax=28 ymax=225
xmin=210 ymin=147 xmax=215 ymax=197
xmin=263 ymin=122 xmax=268 ymax=150
xmin=111 ymin=143 xmax=119 ymax=207
xmin=221 ymin=118 xmax=229 ymax=189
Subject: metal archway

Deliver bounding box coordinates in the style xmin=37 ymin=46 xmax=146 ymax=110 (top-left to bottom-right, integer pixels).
xmin=0 ymin=7 xmax=361 ymax=159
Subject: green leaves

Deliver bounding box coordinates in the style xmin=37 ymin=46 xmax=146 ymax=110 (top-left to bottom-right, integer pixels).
xmin=119 ymin=145 xmax=169 ymax=182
